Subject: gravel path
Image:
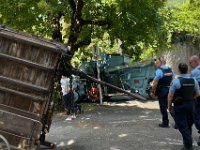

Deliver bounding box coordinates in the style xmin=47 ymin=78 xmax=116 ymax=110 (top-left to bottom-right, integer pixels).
xmin=44 ymin=100 xmax=200 ymax=150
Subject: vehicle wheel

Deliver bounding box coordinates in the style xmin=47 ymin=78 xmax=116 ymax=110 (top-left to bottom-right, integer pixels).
xmin=103 ymin=95 xmax=111 ymax=102
xmin=0 ymin=135 xmax=10 ymax=150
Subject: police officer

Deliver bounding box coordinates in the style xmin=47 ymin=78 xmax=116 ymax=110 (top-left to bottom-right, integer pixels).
xmin=151 ymin=57 xmax=173 ymax=127
xmin=189 ymin=55 xmax=200 ymax=143
xmin=168 ymin=63 xmax=200 ymax=150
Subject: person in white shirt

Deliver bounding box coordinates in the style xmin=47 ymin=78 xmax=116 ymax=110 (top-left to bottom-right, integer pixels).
xmin=60 ymin=75 xmax=79 ymax=120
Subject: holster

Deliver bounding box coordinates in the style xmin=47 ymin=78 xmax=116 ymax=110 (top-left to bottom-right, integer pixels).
xmin=173 ymin=96 xmax=183 ymax=105
xmin=196 ymin=96 xmax=200 ymax=101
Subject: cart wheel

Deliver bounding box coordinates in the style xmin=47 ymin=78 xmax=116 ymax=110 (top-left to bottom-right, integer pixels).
xmin=0 ymin=135 xmax=10 ymax=150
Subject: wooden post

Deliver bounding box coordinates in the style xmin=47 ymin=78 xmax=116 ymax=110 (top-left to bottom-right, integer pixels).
xmin=93 ymin=46 xmax=103 ymax=104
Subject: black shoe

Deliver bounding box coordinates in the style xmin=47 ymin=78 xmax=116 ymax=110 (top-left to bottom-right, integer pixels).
xmin=181 ymin=146 xmax=193 ymax=150
xmin=197 ymin=140 xmax=200 ymax=146
xmin=158 ymin=123 xmax=169 ymax=128
xmin=174 ymin=124 xmax=178 ymax=129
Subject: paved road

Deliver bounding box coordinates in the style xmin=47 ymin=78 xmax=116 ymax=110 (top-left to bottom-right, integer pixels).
xmin=44 ymin=100 xmax=200 ymax=150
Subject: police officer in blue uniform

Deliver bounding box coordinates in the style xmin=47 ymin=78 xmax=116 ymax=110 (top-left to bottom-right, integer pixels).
xmin=168 ymin=63 xmax=200 ymax=150
xmin=189 ymin=55 xmax=200 ymax=144
xmin=151 ymin=57 xmax=173 ymax=127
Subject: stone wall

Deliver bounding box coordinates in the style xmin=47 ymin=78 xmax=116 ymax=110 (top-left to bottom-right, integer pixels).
xmin=160 ymin=40 xmax=200 ymax=74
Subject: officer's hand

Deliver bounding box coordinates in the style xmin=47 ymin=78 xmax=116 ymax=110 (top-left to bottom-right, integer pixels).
xmin=196 ymin=96 xmax=200 ymax=101
xmin=168 ymin=105 xmax=173 ymax=113
xmin=150 ymin=92 xmax=157 ymax=100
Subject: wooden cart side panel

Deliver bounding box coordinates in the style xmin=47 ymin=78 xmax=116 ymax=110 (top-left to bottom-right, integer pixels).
xmin=0 ymin=91 xmax=44 ymax=116
xmin=0 ymin=56 xmax=60 ymax=116
xmin=0 ymin=50 xmax=57 ymax=89
xmin=0 ymin=130 xmax=38 ymax=150
xmin=0 ymin=104 xmax=41 ymax=121
xmin=0 ymin=26 xmax=63 ymax=53
xmin=0 ymin=26 xmax=64 ymax=150
xmin=0 ymin=110 xmax=42 ymax=139
xmin=0 ymin=37 xmax=59 ymax=68
xmin=0 ymin=81 xmax=48 ymax=101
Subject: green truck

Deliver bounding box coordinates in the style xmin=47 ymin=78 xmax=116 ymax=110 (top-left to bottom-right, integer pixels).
xmin=78 ymin=54 xmax=155 ymax=101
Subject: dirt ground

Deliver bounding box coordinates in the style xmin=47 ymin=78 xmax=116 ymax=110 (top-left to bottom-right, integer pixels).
xmin=43 ymin=99 xmax=200 ymax=150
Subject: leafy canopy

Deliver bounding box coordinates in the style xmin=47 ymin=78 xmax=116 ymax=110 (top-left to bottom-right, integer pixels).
xmin=0 ymin=0 xmax=166 ymax=61
xmin=162 ymin=0 xmax=200 ymax=39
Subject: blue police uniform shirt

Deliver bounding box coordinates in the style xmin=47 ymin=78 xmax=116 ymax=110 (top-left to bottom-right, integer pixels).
xmin=169 ymin=74 xmax=200 ymax=93
xmin=154 ymin=65 xmax=173 ymax=80
xmin=191 ymin=65 xmax=200 ymax=83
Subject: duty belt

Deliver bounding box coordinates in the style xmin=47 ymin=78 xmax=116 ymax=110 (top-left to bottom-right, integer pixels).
xmin=158 ymin=85 xmax=170 ymax=88
xmin=173 ymin=99 xmax=194 ymax=106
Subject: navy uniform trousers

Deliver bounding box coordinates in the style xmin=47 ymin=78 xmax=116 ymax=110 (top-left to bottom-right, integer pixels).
xmin=174 ymin=100 xmax=194 ymax=148
xmin=194 ymin=100 xmax=200 ymax=133
xmin=64 ymin=92 xmax=77 ymax=114
xmin=157 ymin=87 xmax=169 ymax=124
xmin=194 ymin=83 xmax=200 ymax=133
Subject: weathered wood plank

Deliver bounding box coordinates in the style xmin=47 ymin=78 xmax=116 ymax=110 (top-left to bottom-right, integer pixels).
xmin=0 ymin=110 xmax=42 ymax=139
xmin=0 ymin=104 xmax=41 ymax=120
xmin=0 ymin=86 xmax=45 ymax=102
xmin=0 ymin=25 xmax=63 ymax=150
xmin=0 ymin=90 xmax=44 ymax=115
xmin=0 ymin=59 xmax=54 ymax=89
xmin=0 ymin=130 xmax=38 ymax=150
xmin=0 ymin=27 xmax=62 ymax=53
xmin=0 ymin=37 xmax=61 ymax=68
xmin=0 ymin=76 xmax=49 ymax=93
xmin=0 ymin=53 xmax=55 ymax=72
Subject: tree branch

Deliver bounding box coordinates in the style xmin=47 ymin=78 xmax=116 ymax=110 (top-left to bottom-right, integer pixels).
xmin=76 ymin=32 xmax=92 ymax=48
xmin=67 ymin=0 xmax=112 ymax=58
xmin=76 ymin=0 xmax=84 ymax=20
xmin=52 ymin=11 xmax=65 ymax=42
xmin=68 ymin=0 xmax=76 ymax=16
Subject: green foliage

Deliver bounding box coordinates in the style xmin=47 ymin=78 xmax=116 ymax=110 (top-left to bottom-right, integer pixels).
xmin=0 ymin=0 xmax=68 ymax=37
xmin=52 ymin=82 xmax=64 ymax=111
xmin=161 ymin=0 xmax=200 ymax=44
xmin=140 ymin=46 xmax=155 ymax=60
xmin=3 ymin=0 xmax=198 ymax=61
xmin=0 ymin=0 xmax=166 ymax=60
xmin=71 ymin=32 xmax=119 ymax=66
xmin=105 ymin=0 xmax=167 ymax=58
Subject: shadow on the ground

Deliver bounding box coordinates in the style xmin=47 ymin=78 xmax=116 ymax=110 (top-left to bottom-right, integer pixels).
xmin=79 ymin=94 xmax=157 ymax=103
xmin=40 ymin=144 xmax=86 ymax=150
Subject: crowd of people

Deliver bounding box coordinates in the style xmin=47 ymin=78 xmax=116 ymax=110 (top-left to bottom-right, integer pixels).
xmin=151 ymin=55 xmax=200 ymax=150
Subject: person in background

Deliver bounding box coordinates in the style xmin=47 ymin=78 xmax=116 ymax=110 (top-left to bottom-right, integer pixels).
xmin=60 ymin=75 xmax=79 ymax=120
xmin=168 ymin=63 xmax=200 ymax=150
xmin=151 ymin=56 xmax=173 ymax=127
xmin=189 ymin=55 xmax=200 ymax=145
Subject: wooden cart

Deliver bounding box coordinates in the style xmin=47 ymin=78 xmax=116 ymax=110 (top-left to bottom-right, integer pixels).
xmin=0 ymin=25 xmax=66 ymax=149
